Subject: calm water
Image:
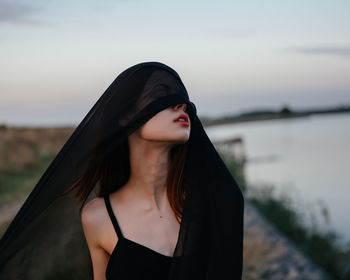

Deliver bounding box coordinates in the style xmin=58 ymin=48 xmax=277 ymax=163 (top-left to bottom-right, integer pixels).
xmin=205 ymin=112 xmax=350 ymax=246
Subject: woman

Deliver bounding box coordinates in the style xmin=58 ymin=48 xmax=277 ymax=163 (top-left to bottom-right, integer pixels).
xmin=0 ymin=61 xmax=244 ymax=280
xmin=81 ymin=102 xmax=191 ymax=279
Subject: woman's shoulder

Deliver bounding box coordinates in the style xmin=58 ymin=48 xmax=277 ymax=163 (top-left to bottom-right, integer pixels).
xmin=81 ymin=196 xmax=107 ymax=231
xmin=81 ymin=196 xmax=118 ymax=256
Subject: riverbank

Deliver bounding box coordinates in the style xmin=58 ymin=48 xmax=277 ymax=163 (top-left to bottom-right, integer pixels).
xmin=243 ymin=199 xmax=332 ymax=279
xmin=215 ymin=141 xmax=350 ymax=280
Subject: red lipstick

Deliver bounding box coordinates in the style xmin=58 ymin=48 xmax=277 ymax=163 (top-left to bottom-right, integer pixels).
xmin=174 ymin=114 xmax=189 ymax=126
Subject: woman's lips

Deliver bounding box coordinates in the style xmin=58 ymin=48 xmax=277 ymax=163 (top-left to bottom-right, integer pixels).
xmin=174 ymin=113 xmax=190 ymax=127
xmin=175 ymin=119 xmax=190 ymax=126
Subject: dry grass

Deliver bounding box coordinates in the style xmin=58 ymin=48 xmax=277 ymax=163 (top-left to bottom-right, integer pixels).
xmin=0 ymin=126 xmax=74 ymax=171
xmin=0 ymin=126 xmax=75 ymax=236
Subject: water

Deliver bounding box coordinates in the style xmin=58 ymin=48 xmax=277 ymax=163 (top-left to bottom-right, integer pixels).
xmin=205 ymin=112 xmax=350 ymax=246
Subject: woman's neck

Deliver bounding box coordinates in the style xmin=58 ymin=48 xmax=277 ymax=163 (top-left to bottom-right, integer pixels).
xmin=126 ymin=140 xmax=172 ymax=211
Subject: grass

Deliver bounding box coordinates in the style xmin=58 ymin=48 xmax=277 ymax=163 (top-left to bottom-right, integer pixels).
xmin=0 ymin=126 xmax=72 ymax=239
xmin=247 ymin=184 xmax=350 ymax=280
xmin=0 ymin=154 xmax=55 ymax=239
xmin=0 ymin=155 xmax=54 ymax=206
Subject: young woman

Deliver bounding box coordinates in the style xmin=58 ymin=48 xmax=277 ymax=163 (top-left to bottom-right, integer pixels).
xmin=0 ymin=62 xmax=244 ymax=280
xmin=81 ymin=102 xmax=191 ymax=279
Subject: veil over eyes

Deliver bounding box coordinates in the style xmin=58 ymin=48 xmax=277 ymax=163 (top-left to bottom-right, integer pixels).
xmin=0 ymin=61 xmax=245 ymax=279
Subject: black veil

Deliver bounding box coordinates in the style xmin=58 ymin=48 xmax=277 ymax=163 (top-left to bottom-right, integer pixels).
xmin=0 ymin=62 xmax=245 ymax=279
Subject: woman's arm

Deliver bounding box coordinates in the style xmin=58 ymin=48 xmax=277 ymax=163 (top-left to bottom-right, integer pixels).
xmin=81 ymin=199 xmax=110 ymax=280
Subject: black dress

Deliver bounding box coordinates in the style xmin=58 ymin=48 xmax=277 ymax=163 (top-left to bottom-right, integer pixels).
xmin=104 ymin=193 xmax=174 ymax=279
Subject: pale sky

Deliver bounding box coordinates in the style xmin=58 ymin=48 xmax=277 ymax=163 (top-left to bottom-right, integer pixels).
xmin=1 ymin=0 xmax=349 ymax=126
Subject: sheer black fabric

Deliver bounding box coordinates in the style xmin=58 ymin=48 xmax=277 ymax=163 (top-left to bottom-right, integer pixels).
xmin=0 ymin=62 xmax=245 ymax=279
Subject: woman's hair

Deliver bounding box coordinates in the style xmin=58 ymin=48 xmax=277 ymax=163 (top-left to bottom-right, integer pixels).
xmin=63 ymin=135 xmax=189 ymax=223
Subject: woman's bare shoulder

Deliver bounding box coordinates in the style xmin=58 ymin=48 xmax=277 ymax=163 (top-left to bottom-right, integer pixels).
xmin=81 ymin=197 xmax=107 ymax=230
xmin=81 ymin=197 xmax=111 ymax=279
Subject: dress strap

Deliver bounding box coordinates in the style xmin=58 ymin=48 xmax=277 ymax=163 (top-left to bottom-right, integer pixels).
xmin=104 ymin=194 xmax=124 ymax=239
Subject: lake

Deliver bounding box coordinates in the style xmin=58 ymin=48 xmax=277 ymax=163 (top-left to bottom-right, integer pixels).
xmin=205 ymin=112 xmax=350 ymax=246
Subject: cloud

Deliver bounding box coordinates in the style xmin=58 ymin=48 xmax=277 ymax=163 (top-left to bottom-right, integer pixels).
xmin=285 ymin=45 xmax=350 ymax=57
xmin=0 ymin=1 xmax=43 ymax=25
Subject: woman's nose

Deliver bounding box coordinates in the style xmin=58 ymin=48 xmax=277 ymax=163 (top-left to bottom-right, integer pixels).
xmin=174 ymin=103 xmax=187 ymax=112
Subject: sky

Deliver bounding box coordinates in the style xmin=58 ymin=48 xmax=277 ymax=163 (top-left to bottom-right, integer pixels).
xmin=0 ymin=0 xmax=349 ymax=126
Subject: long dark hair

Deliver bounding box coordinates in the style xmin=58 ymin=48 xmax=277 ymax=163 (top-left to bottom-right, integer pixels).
xmin=63 ymin=135 xmax=188 ymax=223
